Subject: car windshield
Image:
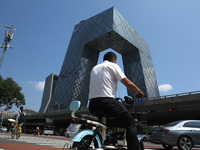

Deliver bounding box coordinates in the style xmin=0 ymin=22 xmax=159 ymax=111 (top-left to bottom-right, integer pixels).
xmin=165 ymin=121 xmax=182 ymax=127
xmin=67 ymin=124 xmax=81 ymax=131
xmin=44 ymin=125 xmax=54 ymax=130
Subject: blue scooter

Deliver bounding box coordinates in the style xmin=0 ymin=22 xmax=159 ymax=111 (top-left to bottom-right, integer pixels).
xmin=68 ymin=96 xmax=145 ymax=150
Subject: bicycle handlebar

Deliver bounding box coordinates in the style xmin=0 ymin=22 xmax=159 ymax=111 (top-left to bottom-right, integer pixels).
xmin=135 ymin=93 xmax=144 ymax=99
xmin=116 ymin=94 xmax=143 ymax=109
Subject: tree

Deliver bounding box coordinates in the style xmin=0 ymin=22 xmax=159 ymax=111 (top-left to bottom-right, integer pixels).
xmin=138 ymin=125 xmax=153 ymax=134
xmin=0 ymin=75 xmax=25 ymax=110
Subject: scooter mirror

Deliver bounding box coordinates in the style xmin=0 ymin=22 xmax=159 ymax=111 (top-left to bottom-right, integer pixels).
xmin=69 ymin=100 xmax=81 ymax=111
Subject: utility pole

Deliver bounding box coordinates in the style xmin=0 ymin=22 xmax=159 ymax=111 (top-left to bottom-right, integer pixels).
xmin=0 ymin=25 xmax=16 ymax=67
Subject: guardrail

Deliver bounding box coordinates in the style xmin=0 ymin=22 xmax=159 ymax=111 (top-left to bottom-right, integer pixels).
xmin=36 ymin=91 xmax=200 ymax=114
xmin=148 ymin=90 xmax=200 ymax=100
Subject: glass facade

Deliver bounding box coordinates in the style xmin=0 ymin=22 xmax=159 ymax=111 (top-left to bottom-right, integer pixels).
xmin=39 ymin=73 xmax=59 ymax=113
xmin=45 ymin=7 xmax=159 ymax=112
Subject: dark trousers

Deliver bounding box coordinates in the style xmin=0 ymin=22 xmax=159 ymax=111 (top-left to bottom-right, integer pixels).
xmin=89 ymin=97 xmax=138 ymax=150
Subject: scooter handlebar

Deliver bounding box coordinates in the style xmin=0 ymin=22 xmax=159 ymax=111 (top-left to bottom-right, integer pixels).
xmin=135 ymin=93 xmax=144 ymax=99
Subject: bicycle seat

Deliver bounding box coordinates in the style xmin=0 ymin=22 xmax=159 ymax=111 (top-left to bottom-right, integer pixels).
xmin=93 ymin=110 xmax=108 ymax=118
xmin=75 ymin=111 xmax=108 ymax=124
xmin=75 ymin=113 xmax=100 ymax=122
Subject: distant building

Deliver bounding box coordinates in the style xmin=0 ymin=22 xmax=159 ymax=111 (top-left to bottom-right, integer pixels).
xmin=39 ymin=73 xmax=58 ymax=113
xmin=0 ymin=111 xmax=15 ymax=118
xmin=39 ymin=7 xmax=159 ymax=113
xmin=24 ymin=109 xmax=37 ymax=115
xmin=0 ymin=109 xmax=37 ymax=120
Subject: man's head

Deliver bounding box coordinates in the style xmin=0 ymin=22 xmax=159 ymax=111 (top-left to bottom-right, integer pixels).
xmin=103 ymin=52 xmax=117 ymax=63
xmin=20 ymin=106 xmax=23 ymax=111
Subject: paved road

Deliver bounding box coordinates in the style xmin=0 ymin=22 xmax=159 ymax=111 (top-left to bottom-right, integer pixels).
xmin=0 ymin=132 xmax=72 ymax=150
xmin=1 ymin=132 xmax=200 ymax=150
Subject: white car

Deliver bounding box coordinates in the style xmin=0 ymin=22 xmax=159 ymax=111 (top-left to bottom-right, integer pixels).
xmin=0 ymin=126 xmax=7 ymax=132
xmin=150 ymin=120 xmax=200 ymax=150
xmin=139 ymin=133 xmax=151 ymax=142
xmin=65 ymin=123 xmax=81 ymax=138
xmin=43 ymin=129 xmax=54 ymax=135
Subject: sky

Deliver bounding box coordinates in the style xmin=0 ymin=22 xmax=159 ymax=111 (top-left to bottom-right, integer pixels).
xmin=0 ymin=0 xmax=200 ymax=112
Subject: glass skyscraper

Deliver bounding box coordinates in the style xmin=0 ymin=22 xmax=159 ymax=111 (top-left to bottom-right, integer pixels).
xmin=39 ymin=7 xmax=159 ymax=113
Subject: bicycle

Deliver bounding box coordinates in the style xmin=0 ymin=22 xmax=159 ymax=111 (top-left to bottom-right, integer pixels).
xmin=11 ymin=123 xmax=23 ymax=139
xmin=64 ymin=95 xmax=145 ymax=150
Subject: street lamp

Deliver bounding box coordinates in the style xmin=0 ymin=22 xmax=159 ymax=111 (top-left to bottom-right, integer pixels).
xmin=0 ymin=25 xmax=16 ymax=67
xmin=0 ymin=108 xmax=5 ymax=127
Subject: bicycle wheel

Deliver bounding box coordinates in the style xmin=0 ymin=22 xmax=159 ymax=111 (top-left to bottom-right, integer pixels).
xmin=72 ymin=135 xmax=99 ymax=150
xmin=139 ymin=140 xmax=144 ymax=150
xmin=16 ymin=127 xmax=20 ymax=139
xmin=63 ymin=143 xmax=69 ymax=150
xmin=11 ymin=129 xmax=15 ymax=139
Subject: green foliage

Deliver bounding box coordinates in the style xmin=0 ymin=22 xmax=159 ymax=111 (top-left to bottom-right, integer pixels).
xmin=107 ymin=127 xmax=125 ymax=135
xmin=138 ymin=126 xmax=153 ymax=134
xmin=0 ymin=75 xmax=25 ymax=110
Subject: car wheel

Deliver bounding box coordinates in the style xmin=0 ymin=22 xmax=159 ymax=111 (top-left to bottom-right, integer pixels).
xmin=162 ymin=144 xmax=174 ymax=150
xmin=177 ymin=136 xmax=193 ymax=150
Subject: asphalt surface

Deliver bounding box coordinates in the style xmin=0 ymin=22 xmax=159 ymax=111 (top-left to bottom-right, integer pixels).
xmin=0 ymin=132 xmax=72 ymax=150
xmin=1 ymin=132 xmax=200 ymax=150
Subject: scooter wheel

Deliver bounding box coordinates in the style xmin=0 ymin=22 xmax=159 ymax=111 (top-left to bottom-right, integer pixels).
xmin=139 ymin=140 xmax=144 ymax=150
xmin=72 ymin=135 xmax=99 ymax=150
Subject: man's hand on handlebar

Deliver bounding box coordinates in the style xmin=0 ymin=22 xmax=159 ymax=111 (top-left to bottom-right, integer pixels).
xmin=135 ymin=91 xmax=144 ymax=99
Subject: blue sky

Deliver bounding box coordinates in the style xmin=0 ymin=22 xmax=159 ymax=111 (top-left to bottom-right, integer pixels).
xmin=0 ymin=0 xmax=200 ymax=112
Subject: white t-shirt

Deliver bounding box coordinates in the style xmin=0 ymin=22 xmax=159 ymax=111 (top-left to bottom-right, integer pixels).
xmin=89 ymin=60 xmax=126 ymax=99
xmin=16 ymin=110 xmax=26 ymax=122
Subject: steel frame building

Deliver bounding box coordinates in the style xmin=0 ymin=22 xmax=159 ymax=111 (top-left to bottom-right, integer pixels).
xmin=39 ymin=7 xmax=159 ymax=113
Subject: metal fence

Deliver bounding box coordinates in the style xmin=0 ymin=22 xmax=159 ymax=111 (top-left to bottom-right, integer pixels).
xmin=148 ymin=90 xmax=200 ymax=100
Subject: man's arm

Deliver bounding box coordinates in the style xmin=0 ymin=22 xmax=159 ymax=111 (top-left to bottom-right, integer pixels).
xmin=121 ymin=78 xmax=144 ymax=98
xmin=15 ymin=111 xmax=20 ymax=123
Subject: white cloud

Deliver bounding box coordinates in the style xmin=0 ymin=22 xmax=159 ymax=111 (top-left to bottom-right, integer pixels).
xmin=28 ymin=81 xmax=45 ymax=91
xmin=158 ymin=84 xmax=173 ymax=92
xmin=35 ymin=81 xmax=45 ymax=91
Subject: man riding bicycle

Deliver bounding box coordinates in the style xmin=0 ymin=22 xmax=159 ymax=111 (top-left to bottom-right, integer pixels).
xmin=15 ymin=106 xmax=26 ymax=132
xmin=88 ymin=52 xmax=144 ymax=150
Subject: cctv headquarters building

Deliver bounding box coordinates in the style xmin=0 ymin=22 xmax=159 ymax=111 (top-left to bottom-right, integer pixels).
xmin=39 ymin=7 xmax=160 ymax=113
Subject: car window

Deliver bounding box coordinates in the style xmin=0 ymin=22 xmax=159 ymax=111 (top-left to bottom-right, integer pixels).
xmin=183 ymin=121 xmax=200 ymax=128
xmin=67 ymin=124 xmax=81 ymax=130
xmin=165 ymin=121 xmax=182 ymax=127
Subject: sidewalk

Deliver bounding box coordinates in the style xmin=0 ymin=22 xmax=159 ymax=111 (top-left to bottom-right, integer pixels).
xmin=0 ymin=143 xmax=64 ymax=150
xmin=0 ymin=132 xmax=164 ymax=150
xmin=4 ymin=132 xmax=200 ymax=150
xmin=0 ymin=133 xmax=72 ymax=150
